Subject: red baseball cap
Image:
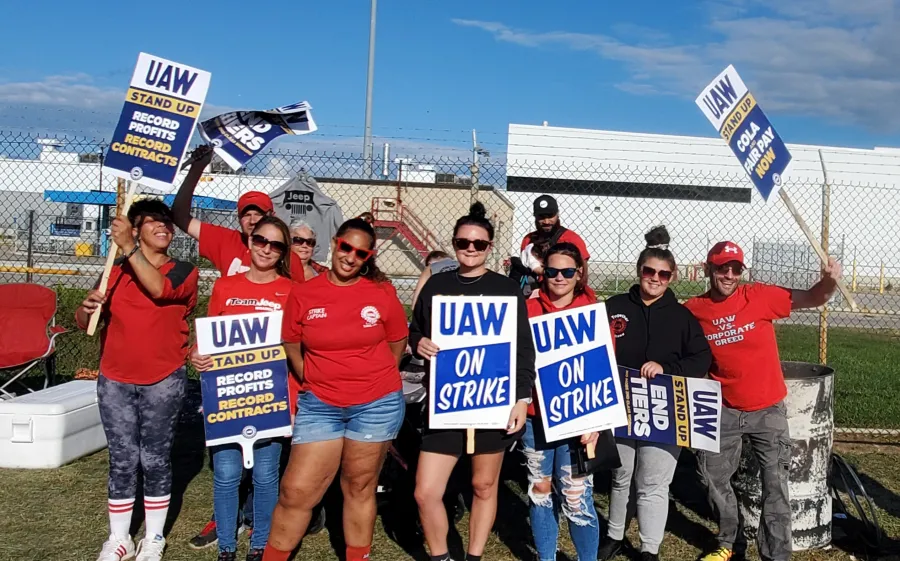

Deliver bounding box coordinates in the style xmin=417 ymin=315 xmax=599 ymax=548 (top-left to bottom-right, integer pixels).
xmin=707 ymin=241 xmax=745 ymax=266
xmin=237 ymin=191 xmax=273 ymax=216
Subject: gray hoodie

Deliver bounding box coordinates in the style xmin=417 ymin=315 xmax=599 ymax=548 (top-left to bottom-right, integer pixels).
xmin=269 ymin=173 xmax=344 ymax=262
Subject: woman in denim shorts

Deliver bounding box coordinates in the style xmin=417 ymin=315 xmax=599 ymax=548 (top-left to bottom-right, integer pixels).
xmin=263 ymin=218 xmax=409 ymax=561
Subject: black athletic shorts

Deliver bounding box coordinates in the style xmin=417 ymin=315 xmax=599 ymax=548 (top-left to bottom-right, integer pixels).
xmin=420 ymin=425 xmax=525 ymax=456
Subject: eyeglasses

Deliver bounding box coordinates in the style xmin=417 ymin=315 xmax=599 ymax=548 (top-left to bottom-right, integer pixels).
xmin=545 ymin=267 xmax=578 ymax=279
xmin=292 ymin=236 xmax=316 ymax=247
xmin=641 ymin=266 xmax=673 ymax=282
xmin=452 ymin=238 xmax=491 ymax=252
xmin=715 ymin=263 xmax=744 ymax=276
xmin=250 ymin=234 xmax=287 ymax=254
xmin=335 ymin=237 xmax=374 ymax=260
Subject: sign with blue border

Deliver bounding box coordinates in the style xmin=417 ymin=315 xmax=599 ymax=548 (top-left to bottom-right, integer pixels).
xmin=429 ymin=296 xmax=517 ymax=430
xmin=696 ymin=65 xmax=792 ymax=202
xmin=103 ymin=52 xmax=211 ymax=191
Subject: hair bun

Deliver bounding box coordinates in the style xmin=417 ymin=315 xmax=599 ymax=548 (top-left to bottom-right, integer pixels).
xmin=644 ymin=225 xmax=670 ymax=248
xmin=468 ymin=201 xmax=487 ymax=220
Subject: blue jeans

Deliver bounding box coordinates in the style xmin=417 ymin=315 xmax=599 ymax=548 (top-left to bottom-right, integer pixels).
xmin=292 ymin=390 xmax=405 ymax=444
xmin=522 ymin=418 xmax=599 ymax=561
xmin=212 ymin=439 xmax=282 ymax=552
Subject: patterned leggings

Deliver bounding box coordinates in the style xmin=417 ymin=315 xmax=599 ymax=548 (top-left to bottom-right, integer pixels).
xmin=97 ymin=368 xmax=186 ymax=500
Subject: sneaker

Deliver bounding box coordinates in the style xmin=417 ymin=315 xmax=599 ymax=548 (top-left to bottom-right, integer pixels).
xmin=217 ymin=552 xmax=236 ymax=561
xmin=135 ymin=536 xmax=166 ymax=561
xmin=700 ymin=547 xmax=734 ymax=561
xmin=188 ymin=520 xmax=218 ymax=550
xmin=97 ymin=535 xmax=135 ymax=561
xmin=308 ymin=508 xmax=326 ymax=535
xmin=640 ymin=553 xmax=659 ymax=561
xmin=245 ymin=548 xmax=264 ymax=561
xmin=598 ymin=538 xmax=623 ymax=561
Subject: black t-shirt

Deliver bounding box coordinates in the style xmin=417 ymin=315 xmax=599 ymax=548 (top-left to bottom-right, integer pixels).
xmin=408 ymin=270 xmax=536 ymax=401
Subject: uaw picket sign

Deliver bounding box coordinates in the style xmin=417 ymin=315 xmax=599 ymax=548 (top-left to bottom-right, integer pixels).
xmin=614 ymin=367 xmax=722 ymax=453
xmin=696 ymin=65 xmax=792 ymax=202
xmin=429 ymin=296 xmax=517 ymax=430
xmin=195 ymin=311 xmax=292 ymax=468
xmin=103 ymin=53 xmax=211 ymax=191
xmin=531 ymin=303 xmax=626 ymax=442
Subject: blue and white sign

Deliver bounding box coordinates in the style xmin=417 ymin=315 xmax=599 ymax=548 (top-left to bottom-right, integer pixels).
xmin=531 ymin=303 xmax=626 ymax=442
xmin=195 ymin=311 xmax=292 ymax=467
xmin=103 ymin=52 xmax=211 ymax=191
xmin=198 ymin=101 xmax=318 ymax=170
xmin=696 ymin=65 xmax=792 ymax=202
xmin=429 ymin=296 xmax=518 ymax=430
xmin=614 ymin=367 xmax=722 ymax=453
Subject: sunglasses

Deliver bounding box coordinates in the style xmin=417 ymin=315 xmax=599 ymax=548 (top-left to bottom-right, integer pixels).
xmin=336 ymin=237 xmax=374 ymax=260
xmin=715 ymin=263 xmax=744 ymax=276
xmin=292 ymin=236 xmax=316 ymax=247
xmin=452 ymin=238 xmax=491 ymax=252
xmin=250 ymin=234 xmax=288 ymax=254
xmin=641 ymin=266 xmax=673 ymax=282
xmin=545 ymin=267 xmax=578 ymax=279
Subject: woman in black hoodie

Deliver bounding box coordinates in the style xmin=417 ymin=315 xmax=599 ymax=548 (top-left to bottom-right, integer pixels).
xmin=598 ymin=226 xmax=711 ymax=561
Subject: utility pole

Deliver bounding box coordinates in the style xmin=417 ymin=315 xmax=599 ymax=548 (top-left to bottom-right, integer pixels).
xmin=469 ymin=129 xmax=489 ymax=204
xmin=362 ymin=0 xmax=377 ymax=178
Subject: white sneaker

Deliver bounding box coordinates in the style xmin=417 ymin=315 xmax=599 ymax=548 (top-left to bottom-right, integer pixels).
xmin=135 ymin=535 xmax=166 ymax=561
xmin=97 ymin=535 xmax=135 ymax=561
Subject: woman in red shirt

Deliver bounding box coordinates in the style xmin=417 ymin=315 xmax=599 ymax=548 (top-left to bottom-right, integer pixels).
xmin=263 ymin=218 xmax=408 ymax=561
xmin=75 ymin=200 xmax=198 ymax=561
xmin=524 ymin=242 xmax=601 ymax=561
xmin=191 ymin=216 xmax=295 ymax=561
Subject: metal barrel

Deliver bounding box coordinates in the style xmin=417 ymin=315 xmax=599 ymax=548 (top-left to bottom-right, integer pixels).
xmin=732 ymin=361 xmax=835 ymax=551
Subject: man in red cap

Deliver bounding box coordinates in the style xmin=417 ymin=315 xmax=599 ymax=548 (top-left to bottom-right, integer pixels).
xmin=172 ymin=145 xmax=306 ymax=282
xmin=685 ymin=241 xmax=841 ymax=561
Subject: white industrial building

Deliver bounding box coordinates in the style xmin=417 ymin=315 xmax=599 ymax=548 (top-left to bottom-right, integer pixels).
xmin=505 ymin=123 xmax=900 ymax=279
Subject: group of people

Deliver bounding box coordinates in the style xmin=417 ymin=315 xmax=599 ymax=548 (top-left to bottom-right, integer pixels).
xmin=79 ymin=143 xmax=841 ymax=561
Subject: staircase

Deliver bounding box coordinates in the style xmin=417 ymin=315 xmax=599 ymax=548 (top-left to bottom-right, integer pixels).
xmin=371 ymin=197 xmax=444 ymax=270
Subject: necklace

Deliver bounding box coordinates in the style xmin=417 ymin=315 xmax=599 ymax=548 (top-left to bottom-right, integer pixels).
xmin=456 ymin=271 xmax=486 ymax=285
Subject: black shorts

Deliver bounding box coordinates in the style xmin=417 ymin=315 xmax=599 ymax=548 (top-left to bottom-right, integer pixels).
xmin=420 ymin=426 xmax=525 ymax=457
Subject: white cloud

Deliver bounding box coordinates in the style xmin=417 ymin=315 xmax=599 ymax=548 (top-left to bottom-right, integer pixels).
xmin=452 ymin=3 xmax=900 ymax=131
xmin=0 ymin=74 xmax=123 ymax=109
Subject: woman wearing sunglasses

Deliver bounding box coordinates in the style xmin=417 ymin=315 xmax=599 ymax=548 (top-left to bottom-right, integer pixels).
xmin=264 ymin=218 xmax=408 ymax=561
xmin=523 ymin=242 xmax=602 ymax=561
xmin=409 ymin=202 xmax=536 ymax=561
xmin=598 ymin=226 xmax=711 ymax=561
xmin=191 ymin=216 xmax=295 ymax=561
xmin=289 ymin=221 xmax=328 ymax=280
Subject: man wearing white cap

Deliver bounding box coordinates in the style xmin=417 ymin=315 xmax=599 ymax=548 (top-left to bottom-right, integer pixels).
xmin=685 ymin=241 xmax=841 ymax=561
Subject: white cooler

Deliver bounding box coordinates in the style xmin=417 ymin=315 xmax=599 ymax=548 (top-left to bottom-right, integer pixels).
xmin=0 ymin=380 xmax=107 ymax=469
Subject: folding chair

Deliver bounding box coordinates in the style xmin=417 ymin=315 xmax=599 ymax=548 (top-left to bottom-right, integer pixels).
xmin=0 ymin=283 xmax=68 ymax=399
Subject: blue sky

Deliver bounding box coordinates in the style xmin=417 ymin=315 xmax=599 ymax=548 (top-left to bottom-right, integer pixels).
xmin=1 ymin=0 xmax=899 ymax=156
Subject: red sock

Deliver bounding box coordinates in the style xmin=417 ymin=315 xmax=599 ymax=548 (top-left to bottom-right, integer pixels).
xmin=262 ymin=543 xmax=292 ymax=561
xmin=346 ymin=545 xmax=372 ymax=561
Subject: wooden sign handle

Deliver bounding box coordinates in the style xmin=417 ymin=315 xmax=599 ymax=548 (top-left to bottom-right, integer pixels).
xmin=87 ymin=181 xmax=138 ymax=336
xmin=586 ymin=441 xmax=596 ymax=460
xmin=466 ymin=428 xmax=475 ymax=455
xmin=778 ymin=189 xmax=857 ymax=311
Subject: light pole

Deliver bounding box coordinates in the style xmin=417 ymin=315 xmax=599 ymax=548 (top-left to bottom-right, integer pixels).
xmin=362 ymin=0 xmax=377 ymax=178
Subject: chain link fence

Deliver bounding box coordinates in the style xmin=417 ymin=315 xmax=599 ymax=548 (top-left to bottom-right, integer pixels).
xmin=1 ymin=130 xmax=898 ymax=440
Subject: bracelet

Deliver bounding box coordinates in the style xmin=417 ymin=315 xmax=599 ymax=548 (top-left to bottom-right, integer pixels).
xmin=124 ymin=245 xmax=140 ymax=259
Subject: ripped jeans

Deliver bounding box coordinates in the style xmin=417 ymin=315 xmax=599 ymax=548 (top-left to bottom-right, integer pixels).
xmin=522 ymin=417 xmax=599 ymax=561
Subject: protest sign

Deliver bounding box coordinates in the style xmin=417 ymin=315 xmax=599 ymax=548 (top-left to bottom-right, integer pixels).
xmin=198 ymin=101 xmax=318 ymax=170
xmin=103 ymin=53 xmax=211 ymax=191
xmin=614 ymin=367 xmax=722 ymax=453
xmin=696 ymin=65 xmax=791 ymax=202
xmin=429 ymin=296 xmax=517 ymax=431
xmin=195 ymin=311 xmax=292 ymax=468
xmin=530 ymin=303 xmax=626 ymax=442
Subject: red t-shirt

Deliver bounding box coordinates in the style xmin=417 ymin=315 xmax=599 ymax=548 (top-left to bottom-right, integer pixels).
xmin=79 ymin=259 xmax=199 ymax=385
xmin=199 ymin=222 xmax=306 ymax=283
xmin=206 ymin=273 xmax=301 ymax=414
xmin=282 ymin=274 xmax=408 ymax=407
xmin=521 ymin=229 xmax=591 ymax=260
xmin=684 ymin=283 xmax=792 ymax=411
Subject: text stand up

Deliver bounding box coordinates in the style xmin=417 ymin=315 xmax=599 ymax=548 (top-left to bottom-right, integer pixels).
xmin=86 ymin=180 xmax=138 ymax=336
